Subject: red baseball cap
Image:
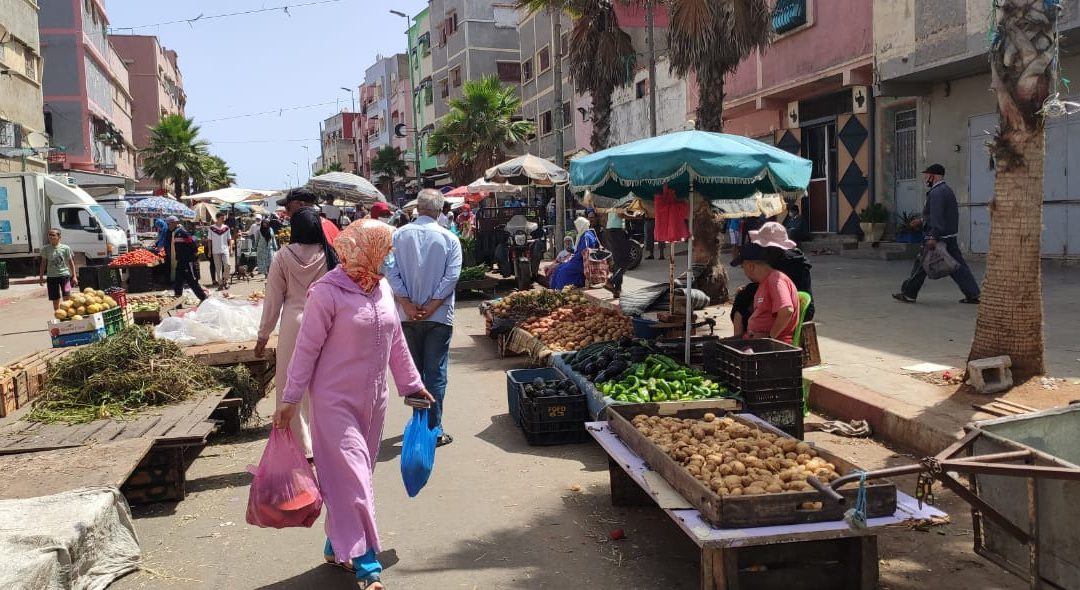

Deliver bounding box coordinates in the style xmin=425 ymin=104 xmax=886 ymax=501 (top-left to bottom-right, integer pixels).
xmin=370 ymin=202 xmax=392 ymax=218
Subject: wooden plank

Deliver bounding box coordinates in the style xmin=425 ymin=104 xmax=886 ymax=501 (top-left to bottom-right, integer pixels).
xmin=605 ymin=406 xmax=897 ymax=529
xmin=183 ymin=338 xmax=276 ymax=365
xmin=155 ymin=390 xmax=229 ymax=443
xmin=0 ymin=438 xmax=154 ymax=500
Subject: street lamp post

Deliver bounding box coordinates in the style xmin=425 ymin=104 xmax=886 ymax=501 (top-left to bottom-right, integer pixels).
xmin=301 ymin=145 xmax=312 ymax=180
xmin=341 ymin=87 xmax=356 ymax=112
xmin=291 ymin=162 xmax=300 ymax=187
xmin=391 ymin=9 xmax=422 ymax=194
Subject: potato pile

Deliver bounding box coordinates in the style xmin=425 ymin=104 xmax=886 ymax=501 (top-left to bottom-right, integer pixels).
xmin=521 ymin=305 xmax=633 ymax=352
xmin=631 ymin=413 xmax=842 ymax=497
xmin=490 ymin=289 xmax=585 ymax=323
xmin=54 ymin=288 xmax=119 ymax=321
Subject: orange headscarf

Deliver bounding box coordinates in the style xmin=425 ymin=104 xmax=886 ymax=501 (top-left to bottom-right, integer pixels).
xmin=333 ymin=219 xmax=394 ymax=293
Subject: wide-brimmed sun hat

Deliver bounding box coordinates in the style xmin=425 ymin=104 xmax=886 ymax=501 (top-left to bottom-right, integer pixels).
xmin=750 ymin=221 xmax=796 ymax=250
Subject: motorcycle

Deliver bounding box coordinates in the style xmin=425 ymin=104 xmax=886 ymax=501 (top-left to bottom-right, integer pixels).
xmin=494 ymin=214 xmax=546 ymax=290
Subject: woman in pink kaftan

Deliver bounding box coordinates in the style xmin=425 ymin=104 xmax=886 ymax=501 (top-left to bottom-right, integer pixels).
xmin=274 ymin=220 xmax=433 ymax=589
xmin=256 ymin=208 xmax=336 ymax=458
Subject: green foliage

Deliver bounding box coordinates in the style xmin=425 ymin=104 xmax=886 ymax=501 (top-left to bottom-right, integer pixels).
xmin=192 ymin=154 xmax=236 ymax=193
xmin=858 ymin=203 xmax=890 ymax=223
xmin=896 ymin=210 xmax=922 ymax=233
xmin=314 ymin=162 xmax=345 ymax=176
xmin=427 ymin=76 xmax=535 ymax=184
xmin=141 ymin=114 xmax=211 ymax=196
xmin=370 ymin=146 xmax=408 ymax=194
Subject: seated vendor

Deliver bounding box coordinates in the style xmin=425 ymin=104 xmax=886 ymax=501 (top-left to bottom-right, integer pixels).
xmin=731 ymin=222 xmax=813 ymax=340
xmin=731 ymin=242 xmax=799 ymax=344
xmin=549 ymin=217 xmax=600 ymax=290
xmin=544 ymin=236 xmax=576 ymax=281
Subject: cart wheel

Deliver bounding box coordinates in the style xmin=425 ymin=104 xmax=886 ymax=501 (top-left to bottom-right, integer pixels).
xmin=515 ymin=259 xmax=533 ymax=290
xmin=626 ymin=240 xmax=643 ymax=271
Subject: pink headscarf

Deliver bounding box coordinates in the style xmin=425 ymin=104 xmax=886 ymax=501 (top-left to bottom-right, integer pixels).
xmin=332 ymin=220 xmax=394 ymax=293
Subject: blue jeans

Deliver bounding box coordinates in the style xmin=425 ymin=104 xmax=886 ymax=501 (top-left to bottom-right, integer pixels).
xmin=901 ymin=237 xmax=981 ymax=300
xmin=401 ymin=321 xmax=452 ymax=430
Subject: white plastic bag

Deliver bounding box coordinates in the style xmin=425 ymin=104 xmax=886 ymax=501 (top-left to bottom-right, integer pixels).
xmin=154 ymin=298 xmax=263 ymax=345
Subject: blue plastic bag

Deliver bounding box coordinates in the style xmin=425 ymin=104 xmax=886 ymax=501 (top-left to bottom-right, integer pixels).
xmin=401 ymin=408 xmax=441 ymax=497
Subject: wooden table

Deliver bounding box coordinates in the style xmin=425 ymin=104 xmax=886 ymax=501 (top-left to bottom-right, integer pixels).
xmin=588 ymin=420 xmax=947 ymax=590
xmin=0 ymin=389 xmax=233 ymax=503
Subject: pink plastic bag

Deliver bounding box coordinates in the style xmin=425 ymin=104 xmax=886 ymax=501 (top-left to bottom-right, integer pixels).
xmin=246 ymin=427 xmax=323 ymax=528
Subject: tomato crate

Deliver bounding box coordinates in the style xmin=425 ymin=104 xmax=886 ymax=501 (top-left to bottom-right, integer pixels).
xmin=77 ymin=265 xmax=122 ymax=291
xmin=520 ymin=389 xmax=588 ymax=426
xmin=521 ymin=417 xmax=589 ymax=446
xmin=506 ymin=367 xmax=565 ymax=426
xmin=738 ymin=401 xmax=805 ymax=439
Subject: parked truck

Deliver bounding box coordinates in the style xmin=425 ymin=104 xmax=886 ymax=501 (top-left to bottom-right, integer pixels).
xmin=0 ymin=173 xmax=128 ymax=270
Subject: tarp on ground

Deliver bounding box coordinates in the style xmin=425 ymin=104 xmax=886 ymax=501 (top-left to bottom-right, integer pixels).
xmin=0 ymin=486 xmax=140 ymax=590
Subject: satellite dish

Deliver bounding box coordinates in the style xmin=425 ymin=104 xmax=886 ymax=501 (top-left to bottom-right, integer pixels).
xmin=24 ymin=132 xmax=49 ymax=150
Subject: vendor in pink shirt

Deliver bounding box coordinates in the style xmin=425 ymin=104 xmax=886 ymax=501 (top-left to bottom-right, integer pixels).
xmin=731 ymin=242 xmax=799 ymax=344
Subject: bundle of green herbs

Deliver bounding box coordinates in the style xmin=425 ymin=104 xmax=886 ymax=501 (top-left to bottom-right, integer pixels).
xmin=29 ymin=326 xmax=260 ymax=424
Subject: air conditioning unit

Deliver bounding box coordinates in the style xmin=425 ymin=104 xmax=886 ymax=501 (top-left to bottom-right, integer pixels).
xmin=786 ymin=101 xmax=800 ymax=128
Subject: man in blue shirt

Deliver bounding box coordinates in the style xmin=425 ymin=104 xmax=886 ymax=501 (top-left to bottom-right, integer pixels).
xmin=385 ymin=189 xmax=462 ymax=446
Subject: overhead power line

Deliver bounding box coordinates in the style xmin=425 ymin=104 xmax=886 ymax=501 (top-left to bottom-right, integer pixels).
xmin=200 ymin=100 xmax=342 ymax=123
xmin=211 ymin=138 xmax=321 ymax=144
xmin=111 ymin=0 xmax=343 ymax=32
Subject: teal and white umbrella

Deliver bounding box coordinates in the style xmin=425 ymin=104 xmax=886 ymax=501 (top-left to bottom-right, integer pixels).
xmin=570 ymin=130 xmax=812 ymax=362
xmin=127 ymin=196 xmax=196 ymax=220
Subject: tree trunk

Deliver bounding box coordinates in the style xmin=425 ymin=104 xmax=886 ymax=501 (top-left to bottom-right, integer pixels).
xmin=590 ymin=88 xmax=614 ymax=152
xmin=690 ymin=71 xmax=729 ymax=303
xmin=969 ymin=0 xmax=1053 ymax=379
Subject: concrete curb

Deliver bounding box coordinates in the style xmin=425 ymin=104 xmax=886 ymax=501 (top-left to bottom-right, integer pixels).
xmin=0 ymin=286 xmax=47 ymax=308
xmin=807 ymin=371 xmax=962 ymax=456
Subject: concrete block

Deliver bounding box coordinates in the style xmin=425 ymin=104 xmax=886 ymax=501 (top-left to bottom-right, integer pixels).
xmin=968 ymin=356 xmax=1013 ymax=394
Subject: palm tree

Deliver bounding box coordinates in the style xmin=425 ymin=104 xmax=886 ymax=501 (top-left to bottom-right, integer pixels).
xmin=370 ymin=146 xmax=408 ymax=196
xmin=141 ymin=114 xmax=209 ymax=197
xmin=191 ymin=154 xmax=236 ymax=193
xmin=664 ymin=0 xmax=773 ymax=304
xmin=516 ymin=1 xmax=636 ymax=151
xmin=969 ymin=0 xmax=1055 ymax=379
xmin=428 ymin=76 xmax=535 ymax=184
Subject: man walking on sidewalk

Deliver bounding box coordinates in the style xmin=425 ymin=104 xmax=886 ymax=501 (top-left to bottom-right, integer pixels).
xmin=386 ymin=189 xmax=462 ymax=447
xmin=893 ymin=164 xmax=981 ymax=304
xmin=166 ymin=216 xmax=207 ymax=302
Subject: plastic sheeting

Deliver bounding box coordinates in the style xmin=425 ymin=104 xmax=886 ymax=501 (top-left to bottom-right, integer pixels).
xmin=155 ymin=297 xmax=264 ymax=346
xmin=0 ymin=486 xmax=140 ymax=590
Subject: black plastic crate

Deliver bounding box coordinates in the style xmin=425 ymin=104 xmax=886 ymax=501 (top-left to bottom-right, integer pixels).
xmin=520 ymin=389 xmax=587 ymax=426
xmin=706 ymin=338 xmax=802 ymax=392
xmin=77 ymin=265 xmax=122 ymax=291
xmin=521 ymin=418 xmax=589 ymax=446
xmin=506 ymin=367 xmax=565 ymax=426
xmin=126 ymin=267 xmax=154 ymax=293
xmin=656 ymin=335 xmax=718 ymax=367
xmin=739 ymin=401 xmax=805 ymax=439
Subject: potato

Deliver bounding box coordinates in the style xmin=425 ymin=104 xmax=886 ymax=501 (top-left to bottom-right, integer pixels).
xmin=703 ymin=412 xmax=717 ymax=423
xmin=730 ymin=460 xmax=747 ymax=476
xmin=765 ymin=483 xmax=784 ymax=494
xmin=745 ymin=485 xmax=767 ymax=496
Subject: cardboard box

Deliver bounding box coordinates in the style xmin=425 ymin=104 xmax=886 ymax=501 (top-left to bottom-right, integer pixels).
xmin=48 ymin=312 xmax=105 ymax=337
xmin=51 ymin=327 xmax=107 ymax=348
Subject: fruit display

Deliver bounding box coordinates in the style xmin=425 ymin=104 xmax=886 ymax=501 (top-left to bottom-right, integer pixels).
xmin=489 ymin=289 xmax=585 ymax=323
xmin=522 ymin=377 xmax=580 ymax=399
xmin=276 ymin=227 xmax=291 ymax=245
xmin=630 ymin=413 xmax=841 ymax=497
xmin=520 ymin=305 xmax=633 ymax=352
xmin=108 ymin=249 xmax=162 ymax=267
xmin=567 ymin=339 xmax=730 ymax=402
xmin=459 ymin=265 xmax=488 ymax=281
xmin=53 ymin=288 xmax=119 ymax=321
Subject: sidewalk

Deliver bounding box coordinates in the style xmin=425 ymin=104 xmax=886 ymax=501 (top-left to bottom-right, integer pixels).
xmin=590 ymin=253 xmax=1080 ymax=454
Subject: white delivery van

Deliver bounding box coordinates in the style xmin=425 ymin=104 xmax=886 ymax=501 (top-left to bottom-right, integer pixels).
xmin=0 ymin=172 xmax=129 ymax=265
xmin=93 ymin=191 xmax=140 ymax=246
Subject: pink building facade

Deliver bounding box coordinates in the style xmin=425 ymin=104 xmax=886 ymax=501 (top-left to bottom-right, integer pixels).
xmin=40 ymin=0 xmax=136 ymax=184
xmin=711 ymin=0 xmax=874 ymax=235
xmin=109 ymin=35 xmax=186 ymax=192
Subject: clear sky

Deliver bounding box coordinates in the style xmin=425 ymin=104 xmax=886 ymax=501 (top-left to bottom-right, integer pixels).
xmin=105 ymin=0 xmax=429 ymax=190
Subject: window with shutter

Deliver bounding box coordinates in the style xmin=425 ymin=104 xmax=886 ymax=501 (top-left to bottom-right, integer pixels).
xmin=497 ymin=61 xmax=520 ymax=84
xmin=0 ymin=121 xmax=15 ymax=147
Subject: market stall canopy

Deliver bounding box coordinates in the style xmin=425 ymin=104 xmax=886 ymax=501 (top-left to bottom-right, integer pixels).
xmin=402 ymin=195 xmax=465 ymax=211
xmin=570 ymin=130 xmax=812 ymax=200
xmin=192 ymin=202 xmax=218 ymax=224
xmin=446 ymin=185 xmax=470 ymax=197
xmin=484 ymin=154 xmax=569 ymax=186
xmin=306 ymin=172 xmax=386 ymax=205
xmin=126 ymin=196 xmax=196 ymax=220
xmin=182 ymin=187 xmax=276 ymax=204
xmin=467 ymin=177 xmax=522 ymax=194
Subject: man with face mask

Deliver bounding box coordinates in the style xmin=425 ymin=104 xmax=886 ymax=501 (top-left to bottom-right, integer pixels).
xmin=893 ymin=164 xmax=981 ymax=304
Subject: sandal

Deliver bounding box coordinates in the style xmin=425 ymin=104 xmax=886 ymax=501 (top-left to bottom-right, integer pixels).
xmin=357 ymin=575 xmax=383 ymax=589
xmin=324 ymin=539 xmax=355 ymax=573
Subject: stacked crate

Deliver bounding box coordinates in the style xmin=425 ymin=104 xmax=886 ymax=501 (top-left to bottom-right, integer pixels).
xmin=705 ymin=338 xmax=804 ymax=438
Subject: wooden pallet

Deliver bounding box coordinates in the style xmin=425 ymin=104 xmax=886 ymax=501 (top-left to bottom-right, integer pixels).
xmin=972 ymin=398 xmax=1038 ymax=418
xmin=0 ymin=438 xmax=155 ymax=500
xmin=0 ymin=348 xmax=77 ymax=417
xmin=183 ymin=339 xmax=277 ymax=399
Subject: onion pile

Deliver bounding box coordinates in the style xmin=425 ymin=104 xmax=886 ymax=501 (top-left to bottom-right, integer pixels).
xmin=632 ymin=413 xmax=842 ymax=497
